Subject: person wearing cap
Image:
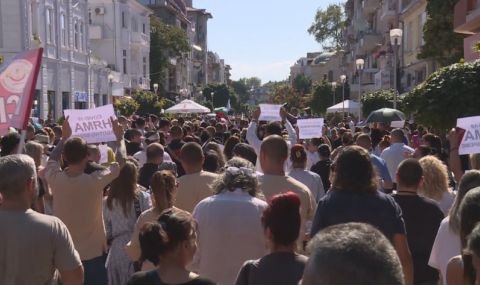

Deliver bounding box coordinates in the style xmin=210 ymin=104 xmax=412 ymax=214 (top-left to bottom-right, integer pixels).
xmin=133 ymin=131 xmax=172 ymax=168
xmin=125 ymin=129 xmax=143 ymax=156
xmin=380 ymin=128 xmax=414 ymax=188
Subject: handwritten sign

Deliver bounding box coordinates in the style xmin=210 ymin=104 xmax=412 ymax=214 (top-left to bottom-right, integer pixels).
xmin=297 ymin=118 xmax=324 ymax=139
xmin=64 ymin=104 xmax=116 ymax=143
xmin=391 ymin=120 xmax=405 ymax=128
xmin=98 ymin=144 xmax=109 ymax=164
xmin=457 ymin=116 xmax=480 ymax=155
xmin=259 ymin=104 xmax=282 ymax=122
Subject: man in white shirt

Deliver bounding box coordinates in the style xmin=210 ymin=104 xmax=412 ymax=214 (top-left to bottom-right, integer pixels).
xmin=380 ymin=129 xmax=414 ymax=187
xmin=133 ymin=131 xmax=172 ymax=168
xmin=246 ymin=106 xmax=297 ymax=172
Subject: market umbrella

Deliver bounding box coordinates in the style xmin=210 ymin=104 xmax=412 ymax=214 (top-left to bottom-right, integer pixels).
xmin=326 ymin=100 xmax=360 ymax=114
xmin=364 ymin=108 xmax=406 ymax=123
xmin=165 ymin=99 xmax=210 ymax=114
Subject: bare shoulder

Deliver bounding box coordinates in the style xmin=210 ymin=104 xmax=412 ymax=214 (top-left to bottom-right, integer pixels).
xmin=446 ymin=255 xmax=464 ymax=285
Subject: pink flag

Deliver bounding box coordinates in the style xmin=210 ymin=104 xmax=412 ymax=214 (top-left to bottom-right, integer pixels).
xmin=0 ymin=48 xmax=43 ymax=134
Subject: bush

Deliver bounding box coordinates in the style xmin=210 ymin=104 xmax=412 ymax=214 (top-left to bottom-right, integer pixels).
xmin=115 ymin=97 xmax=139 ymax=117
xmin=361 ymin=89 xmax=396 ymax=117
xmin=131 ymin=90 xmax=163 ymax=116
xmin=404 ymin=60 xmax=480 ymax=129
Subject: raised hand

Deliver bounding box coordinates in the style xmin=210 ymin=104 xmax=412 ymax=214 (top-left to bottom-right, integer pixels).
xmin=62 ymin=116 xmax=72 ymax=140
xmin=253 ymin=107 xmax=261 ymax=121
xmin=111 ymin=117 xmax=124 ymax=141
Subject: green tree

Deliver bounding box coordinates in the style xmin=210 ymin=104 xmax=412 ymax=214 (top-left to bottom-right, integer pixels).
xmin=131 ymin=90 xmax=170 ymax=116
xmin=202 ymin=84 xmax=235 ymax=109
xmin=361 ymin=89 xmax=397 ymax=117
xmin=269 ymin=84 xmax=307 ymax=110
xmin=292 ymin=74 xmax=312 ymax=94
xmin=115 ymin=97 xmax=139 ymax=117
xmin=404 ymin=61 xmax=480 ymax=129
xmin=308 ymin=4 xmax=346 ymax=52
xmin=418 ymin=0 xmax=463 ymax=66
xmin=150 ymin=16 xmax=190 ymax=93
xmin=309 ymin=81 xmax=343 ymax=115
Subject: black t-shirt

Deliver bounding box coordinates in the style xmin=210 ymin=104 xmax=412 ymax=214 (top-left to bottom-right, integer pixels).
xmin=310 ymin=190 xmax=406 ymax=241
xmin=127 ymin=142 xmax=143 ymax=156
xmin=167 ymin=139 xmax=185 ymax=177
xmin=138 ymin=163 xmax=159 ymax=189
xmin=310 ymin=159 xmax=331 ymax=190
xmin=127 ymin=270 xmax=217 ymax=285
xmin=393 ymin=193 xmax=444 ymax=284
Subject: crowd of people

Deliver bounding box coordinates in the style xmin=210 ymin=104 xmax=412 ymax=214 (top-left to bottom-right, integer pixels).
xmin=1 ymin=106 xmax=480 ymax=285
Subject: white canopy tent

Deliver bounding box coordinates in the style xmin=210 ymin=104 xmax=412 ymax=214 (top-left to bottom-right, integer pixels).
xmin=165 ymin=99 xmax=210 ymax=114
xmin=326 ymin=100 xmax=360 ymax=114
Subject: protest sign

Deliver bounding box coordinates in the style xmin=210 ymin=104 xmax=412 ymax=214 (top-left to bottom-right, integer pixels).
xmin=64 ymin=104 xmax=117 ymax=143
xmin=391 ymin=120 xmax=405 ymax=128
xmin=297 ymin=118 xmax=324 ymax=139
xmin=98 ymin=144 xmax=109 ymax=164
xmin=0 ymin=48 xmax=43 ymax=135
xmin=259 ymin=104 xmax=282 ymax=122
xmin=457 ymin=116 xmax=480 ymax=155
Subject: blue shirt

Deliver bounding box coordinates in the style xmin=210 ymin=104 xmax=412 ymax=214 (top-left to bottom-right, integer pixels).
xmin=370 ymin=154 xmax=392 ymax=185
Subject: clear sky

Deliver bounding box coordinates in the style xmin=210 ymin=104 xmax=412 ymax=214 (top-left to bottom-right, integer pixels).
xmin=194 ymin=0 xmax=339 ymax=83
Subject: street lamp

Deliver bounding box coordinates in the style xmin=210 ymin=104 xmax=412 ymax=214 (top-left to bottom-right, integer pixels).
xmin=153 ymin=83 xmax=159 ymax=96
xmin=356 ymin=58 xmax=365 ymax=120
xmin=331 ymin=81 xmax=337 ymax=106
xmin=340 ymin=74 xmax=347 ymax=118
xmin=390 ymin=28 xmax=403 ymax=110
xmin=210 ymin=91 xmax=214 ymax=110
xmin=107 ymin=74 xmax=114 ymax=105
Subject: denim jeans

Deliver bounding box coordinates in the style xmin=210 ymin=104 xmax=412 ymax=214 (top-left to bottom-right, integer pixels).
xmin=82 ymin=254 xmax=107 ymax=285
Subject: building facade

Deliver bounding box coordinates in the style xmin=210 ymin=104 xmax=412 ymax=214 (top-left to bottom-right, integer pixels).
xmin=88 ymin=0 xmax=153 ymax=97
xmin=0 ymin=0 xmax=110 ymax=121
xmin=454 ymin=0 xmax=480 ymax=62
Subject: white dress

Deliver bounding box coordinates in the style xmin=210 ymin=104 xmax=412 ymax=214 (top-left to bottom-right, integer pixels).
xmin=103 ymin=191 xmax=151 ymax=285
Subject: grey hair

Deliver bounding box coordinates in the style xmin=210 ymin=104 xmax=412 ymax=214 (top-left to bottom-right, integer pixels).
xmin=0 ymin=154 xmax=37 ymax=198
xmin=25 ymin=141 xmax=44 ymax=168
xmin=449 ymin=170 xmax=480 ymax=234
xmin=212 ymin=157 xmax=261 ymax=197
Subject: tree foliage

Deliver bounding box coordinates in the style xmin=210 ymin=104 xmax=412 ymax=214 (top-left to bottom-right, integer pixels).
xmin=269 ymin=83 xmax=307 ymax=110
xmin=360 ymin=89 xmax=397 ymax=117
xmin=115 ymin=97 xmax=139 ymax=117
xmin=202 ymin=84 xmax=235 ymax=110
xmin=418 ymin=0 xmax=463 ymax=66
xmin=404 ymin=61 xmax=480 ymax=129
xmin=292 ymin=74 xmax=312 ymax=94
xmin=131 ymin=90 xmax=174 ymax=116
xmin=308 ymin=4 xmax=346 ymax=52
xmin=308 ymin=80 xmax=342 ymax=115
xmin=231 ymin=77 xmax=262 ymax=105
xmin=150 ymin=16 xmax=190 ymax=93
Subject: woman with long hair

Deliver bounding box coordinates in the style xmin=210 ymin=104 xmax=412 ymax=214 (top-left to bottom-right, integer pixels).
xmin=429 ymin=170 xmax=480 ymax=285
xmin=126 ymin=170 xmax=178 ymax=271
xmin=418 ymin=155 xmax=456 ymax=215
xmin=103 ymin=161 xmax=152 ymax=285
xmin=235 ymin=192 xmax=307 ymax=285
xmin=127 ymin=210 xmax=216 ymax=285
xmin=446 ymin=187 xmax=480 ymax=285
xmin=25 ymin=141 xmax=49 ymax=213
xmin=310 ymin=146 xmax=413 ymax=285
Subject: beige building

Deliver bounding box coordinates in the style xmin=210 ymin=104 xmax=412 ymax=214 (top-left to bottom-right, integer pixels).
xmin=289 ymin=51 xmax=343 ymax=86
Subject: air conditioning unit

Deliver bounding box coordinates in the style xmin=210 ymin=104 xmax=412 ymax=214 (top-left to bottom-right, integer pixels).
xmin=95 ymin=7 xmax=105 ymax=15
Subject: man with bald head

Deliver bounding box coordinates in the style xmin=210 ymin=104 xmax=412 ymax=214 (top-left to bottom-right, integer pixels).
xmin=380 ymin=129 xmax=414 ymax=188
xmin=258 ymin=135 xmax=316 ymax=247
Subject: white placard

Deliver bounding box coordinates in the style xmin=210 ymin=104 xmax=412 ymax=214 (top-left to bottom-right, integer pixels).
xmin=457 ymin=116 xmax=480 ymax=155
xmin=297 ymin=118 xmax=324 ymax=139
xmin=259 ymin=104 xmax=282 ymax=122
xmin=98 ymin=144 xmax=109 ymax=164
xmin=391 ymin=120 xmax=405 ymax=128
xmin=64 ymin=104 xmax=117 ymax=144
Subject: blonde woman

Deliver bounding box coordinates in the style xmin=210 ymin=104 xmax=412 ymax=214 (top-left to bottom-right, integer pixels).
xmin=25 ymin=141 xmax=49 ymax=213
xmin=418 ymin=155 xmax=456 ymax=215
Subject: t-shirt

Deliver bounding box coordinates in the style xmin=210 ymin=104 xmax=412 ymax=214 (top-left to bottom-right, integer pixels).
xmin=235 ymin=252 xmax=307 ymax=285
xmin=175 ymin=171 xmax=218 ymax=213
xmin=127 ymin=270 xmax=217 ymax=285
xmin=310 ymin=190 xmax=406 ymax=241
xmin=310 ymin=159 xmax=331 ymax=190
xmin=46 ymin=159 xmax=120 ymax=260
xmin=0 ymin=209 xmax=81 ymax=285
xmin=138 ymin=163 xmax=159 ymax=189
xmin=392 ymin=194 xmax=444 ymax=284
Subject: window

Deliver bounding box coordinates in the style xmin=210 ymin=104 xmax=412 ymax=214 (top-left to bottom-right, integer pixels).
xmin=143 ymin=23 xmax=146 ymax=34
xmin=74 ymin=20 xmax=79 ymax=50
xmin=46 ymin=8 xmax=54 ymax=44
xmin=123 ymin=50 xmax=127 ymax=74
xmin=143 ymin=57 xmax=147 ymax=78
xmin=79 ymin=22 xmax=84 ymax=51
xmin=60 ymin=14 xmax=66 ymax=46
xmin=122 ymin=12 xmax=126 ymax=28
xmin=88 ymin=11 xmax=92 ymax=24
xmin=62 ymin=92 xmax=70 ymax=110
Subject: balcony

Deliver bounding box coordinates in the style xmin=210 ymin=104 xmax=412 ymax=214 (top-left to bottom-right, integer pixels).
xmin=380 ymin=0 xmax=397 ymax=23
xmin=363 ymin=0 xmax=381 ymax=16
xmin=89 ymin=25 xmax=102 ymax=40
xmin=455 ymin=0 xmax=480 ymax=34
xmin=358 ymin=31 xmax=383 ymax=53
xmin=131 ymin=32 xmax=149 ymax=46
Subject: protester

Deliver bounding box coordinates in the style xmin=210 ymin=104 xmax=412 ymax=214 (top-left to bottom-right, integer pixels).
xmin=192 ymin=157 xmax=268 ymax=285
xmin=134 ymin=131 xmax=172 ymax=168
xmin=235 ymin=192 xmax=307 ymax=285
xmin=0 ymin=132 xmax=20 ymax=157
xmin=138 ymin=143 xmax=165 ymax=189
xmin=418 ymin=155 xmax=456 ymax=215
xmin=45 ymin=117 xmax=125 ymax=284
xmin=175 ymin=142 xmax=218 ymax=213
xmin=310 ymin=146 xmax=413 ymax=285
xmin=126 ymin=170 xmax=178 ymax=271
xmin=301 ymin=223 xmax=404 ymax=285
xmin=166 ymin=125 xmax=186 ymax=176
xmin=24 ymin=140 xmax=48 ymax=213
xmin=310 ymin=144 xmax=332 ymax=191
xmin=380 ymin=129 xmax=414 ymax=187
xmin=103 ymin=161 xmax=152 ymax=285
xmin=203 ymin=150 xmax=220 ymax=173
xmin=288 ymin=144 xmax=325 ymax=202
xmin=232 ymin=143 xmax=257 ymax=166
xmin=204 ymin=142 xmax=226 ymax=169
xmin=464 ymin=224 xmax=480 ymax=285
xmin=85 ymin=144 xmax=107 ymax=174
xmin=305 ymin=139 xmax=321 ymax=170
xmin=126 ymin=129 xmax=143 ymax=156
xmin=429 ymin=170 xmax=480 ymax=285
xmin=0 ymin=154 xmax=84 ymax=285
xmin=446 ymin=187 xmax=480 ymax=285
xmin=257 ymin=135 xmax=316 ymax=246
xmin=392 ymin=159 xmax=444 ymax=285
xmin=127 ymin=209 xmax=216 ymax=285
xmin=223 ymin=135 xmax=241 ymax=160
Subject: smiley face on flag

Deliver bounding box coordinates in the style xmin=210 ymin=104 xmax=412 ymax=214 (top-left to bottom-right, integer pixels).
xmin=0 ymin=59 xmax=34 ymax=94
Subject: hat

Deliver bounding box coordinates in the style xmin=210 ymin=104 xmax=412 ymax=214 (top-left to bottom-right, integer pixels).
xmin=34 ymin=134 xmax=50 ymax=145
